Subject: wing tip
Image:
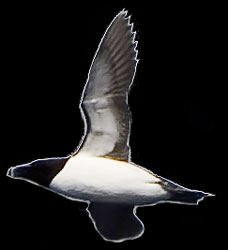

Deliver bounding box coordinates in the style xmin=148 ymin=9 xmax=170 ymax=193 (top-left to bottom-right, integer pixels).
xmin=98 ymin=10 xmax=138 ymax=63
xmin=119 ymin=8 xmax=128 ymax=17
xmin=116 ymin=9 xmax=139 ymax=62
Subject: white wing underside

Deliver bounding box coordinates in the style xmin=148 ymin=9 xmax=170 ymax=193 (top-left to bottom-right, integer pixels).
xmin=75 ymin=10 xmax=138 ymax=161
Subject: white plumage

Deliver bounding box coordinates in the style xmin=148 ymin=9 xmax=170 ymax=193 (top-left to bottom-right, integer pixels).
xmin=50 ymin=153 xmax=164 ymax=204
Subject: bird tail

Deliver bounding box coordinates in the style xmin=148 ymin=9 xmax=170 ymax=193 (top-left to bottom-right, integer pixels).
xmin=87 ymin=202 xmax=144 ymax=242
xmin=160 ymin=177 xmax=214 ymax=205
xmin=167 ymin=188 xmax=213 ymax=205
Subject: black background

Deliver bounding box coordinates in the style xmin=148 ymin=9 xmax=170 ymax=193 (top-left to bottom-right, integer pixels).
xmin=2 ymin=2 xmax=225 ymax=249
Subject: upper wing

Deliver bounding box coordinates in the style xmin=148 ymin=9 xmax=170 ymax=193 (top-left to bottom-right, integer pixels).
xmin=78 ymin=10 xmax=138 ymax=161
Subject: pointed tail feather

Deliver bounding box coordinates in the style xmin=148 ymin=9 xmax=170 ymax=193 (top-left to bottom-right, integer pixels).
xmin=160 ymin=177 xmax=214 ymax=205
xmin=87 ymin=202 xmax=144 ymax=242
xmin=167 ymin=189 xmax=213 ymax=205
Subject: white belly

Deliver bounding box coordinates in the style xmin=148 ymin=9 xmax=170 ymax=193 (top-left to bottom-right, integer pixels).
xmin=50 ymin=153 xmax=167 ymax=205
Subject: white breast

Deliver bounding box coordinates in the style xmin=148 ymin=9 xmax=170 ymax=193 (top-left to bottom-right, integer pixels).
xmin=50 ymin=153 xmax=166 ymax=204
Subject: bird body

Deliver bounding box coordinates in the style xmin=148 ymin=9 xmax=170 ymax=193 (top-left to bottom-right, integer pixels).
xmin=49 ymin=153 xmax=165 ymax=204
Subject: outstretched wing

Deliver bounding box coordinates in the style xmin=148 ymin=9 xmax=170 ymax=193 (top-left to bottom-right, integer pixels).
xmin=87 ymin=202 xmax=144 ymax=242
xmin=78 ymin=10 xmax=138 ymax=161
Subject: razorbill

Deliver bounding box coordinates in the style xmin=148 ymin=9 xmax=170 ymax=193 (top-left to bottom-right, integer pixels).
xmin=7 ymin=10 xmax=213 ymax=242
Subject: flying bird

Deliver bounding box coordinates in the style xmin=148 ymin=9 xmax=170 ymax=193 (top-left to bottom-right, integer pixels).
xmin=7 ymin=10 xmax=213 ymax=242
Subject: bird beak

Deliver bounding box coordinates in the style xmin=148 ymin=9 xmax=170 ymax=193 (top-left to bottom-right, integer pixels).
xmin=7 ymin=164 xmax=31 ymax=178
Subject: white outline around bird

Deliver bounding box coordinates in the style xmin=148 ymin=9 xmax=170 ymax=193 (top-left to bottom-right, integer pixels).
xmin=7 ymin=10 xmax=213 ymax=242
